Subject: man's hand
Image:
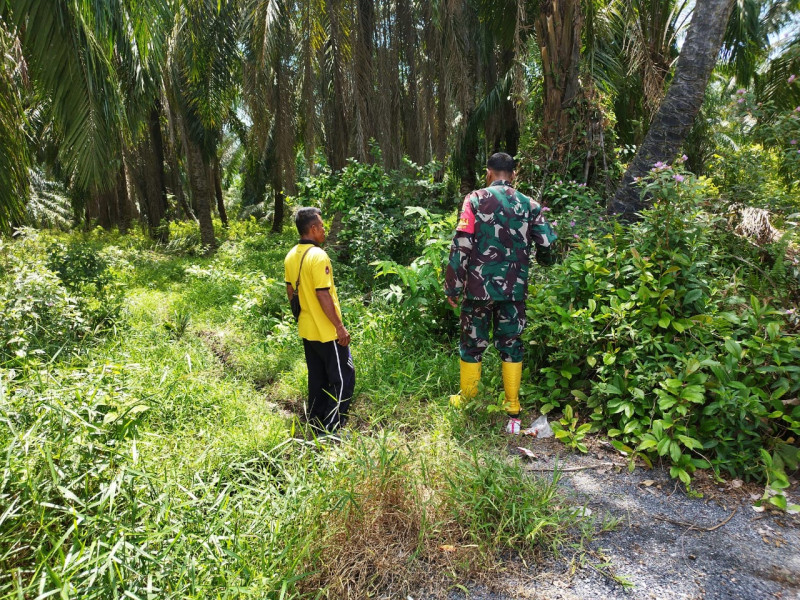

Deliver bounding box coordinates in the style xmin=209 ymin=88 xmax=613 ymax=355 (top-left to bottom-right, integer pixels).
xmin=446 ymin=295 xmax=459 ymax=309
xmin=316 ymin=289 xmax=351 ymax=346
xmin=336 ymin=324 xmax=351 ymax=346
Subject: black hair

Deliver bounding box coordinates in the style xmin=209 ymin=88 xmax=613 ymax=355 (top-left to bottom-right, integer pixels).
xmin=295 ymin=207 xmax=322 ymax=236
xmin=487 ymin=152 xmax=515 ymax=174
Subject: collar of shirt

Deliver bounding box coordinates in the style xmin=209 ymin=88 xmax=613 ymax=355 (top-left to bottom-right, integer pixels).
xmin=298 ymin=238 xmax=319 ymax=246
xmin=489 ymin=180 xmax=513 ymax=187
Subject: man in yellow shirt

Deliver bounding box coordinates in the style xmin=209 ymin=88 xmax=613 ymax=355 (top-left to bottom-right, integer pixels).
xmin=284 ymin=207 xmax=355 ymax=433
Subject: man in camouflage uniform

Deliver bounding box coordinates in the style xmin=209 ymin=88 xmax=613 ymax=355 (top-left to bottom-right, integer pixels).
xmin=444 ymin=152 xmax=557 ymax=434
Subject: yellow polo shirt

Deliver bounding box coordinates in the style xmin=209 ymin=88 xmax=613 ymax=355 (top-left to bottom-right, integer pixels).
xmin=284 ymin=242 xmax=342 ymax=342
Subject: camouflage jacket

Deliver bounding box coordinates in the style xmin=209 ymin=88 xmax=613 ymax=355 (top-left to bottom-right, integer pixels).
xmin=444 ymin=181 xmax=557 ymax=301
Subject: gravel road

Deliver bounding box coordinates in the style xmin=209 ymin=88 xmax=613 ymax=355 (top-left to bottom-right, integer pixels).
xmin=448 ymin=437 xmax=800 ymax=600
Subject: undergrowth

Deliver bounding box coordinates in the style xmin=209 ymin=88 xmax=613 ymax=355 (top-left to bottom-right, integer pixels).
xmin=0 ymin=223 xmax=588 ymax=599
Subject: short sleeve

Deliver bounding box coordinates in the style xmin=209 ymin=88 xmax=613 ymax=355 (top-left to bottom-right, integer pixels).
xmin=310 ymin=251 xmax=334 ymax=289
xmin=456 ymin=194 xmax=476 ymax=234
xmin=284 ymin=257 xmax=291 ymax=285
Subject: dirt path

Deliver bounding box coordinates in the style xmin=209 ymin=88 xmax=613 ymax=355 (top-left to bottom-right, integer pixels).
xmin=453 ymin=439 xmax=800 ymax=600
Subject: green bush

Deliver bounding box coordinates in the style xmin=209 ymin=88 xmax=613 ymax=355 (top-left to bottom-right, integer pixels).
xmin=0 ymin=233 xmax=124 ymax=363
xmin=372 ymin=206 xmax=456 ymax=334
xmin=523 ymin=163 xmax=800 ymax=501
xmin=706 ymin=85 xmax=800 ymax=213
xmin=293 ymin=159 xmax=448 ymax=290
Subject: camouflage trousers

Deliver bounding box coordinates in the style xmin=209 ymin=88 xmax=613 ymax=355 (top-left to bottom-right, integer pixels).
xmin=459 ymin=299 xmax=526 ymax=363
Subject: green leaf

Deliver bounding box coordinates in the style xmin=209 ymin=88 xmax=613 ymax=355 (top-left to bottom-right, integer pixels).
xmin=671 ymin=466 xmax=691 ymax=485
xmin=669 ymin=441 xmax=682 ymax=463
xmin=571 ymin=390 xmax=588 ymax=401
xmin=587 ymin=356 xmax=597 ymax=368
xmin=683 ymin=289 xmax=703 ymax=305
xmin=657 ymin=436 xmax=671 ymax=456
xmin=685 ymin=358 xmax=701 ymax=375
xmin=678 ymin=435 xmax=702 ymax=450
xmin=768 ymin=494 xmax=788 ymax=511
xmin=610 ymin=440 xmax=633 ymax=454
xmin=681 ymin=385 xmax=706 ymax=403
xmin=540 ymin=403 xmax=555 ymax=414
xmin=724 ymin=339 xmax=743 ymax=360
xmin=766 ymin=322 xmax=781 ymax=341
xmin=658 ymin=316 xmax=671 ymax=329
xmin=769 ymin=476 xmax=790 ymax=490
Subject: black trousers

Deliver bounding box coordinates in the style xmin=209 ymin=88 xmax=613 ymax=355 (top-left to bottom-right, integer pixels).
xmin=302 ymin=339 xmax=355 ymax=432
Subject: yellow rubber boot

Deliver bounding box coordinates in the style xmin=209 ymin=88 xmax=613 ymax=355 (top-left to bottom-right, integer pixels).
xmin=449 ymin=360 xmax=482 ymax=407
xmin=502 ymin=361 xmax=523 ymax=416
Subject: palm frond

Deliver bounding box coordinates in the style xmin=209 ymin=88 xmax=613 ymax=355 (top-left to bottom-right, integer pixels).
xmin=451 ymin=68 xmax=514 ymax=176
xmin=0 ymin=21 xmax=29 ymax=233
xmin=174 ymin=0 xmax=239 ymax=138
xmin=755 ymin=36 xmax=800 ymax=111
xmin=27 ymin=168 xmax=73 ymax=229
xmin=8 ymin=0 xmax=126 ymax=191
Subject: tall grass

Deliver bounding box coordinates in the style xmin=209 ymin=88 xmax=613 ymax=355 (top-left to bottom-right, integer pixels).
xmin=0 ymin=225 xmax=590 ymax=599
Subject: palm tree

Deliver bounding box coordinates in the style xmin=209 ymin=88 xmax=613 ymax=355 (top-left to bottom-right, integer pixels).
xmin=242 ymin=0 xmax=299 ymax=233
xmin=535 ymin=0 xmax=583 ymax=160
xmin=167 ymin=0 xmax=239 ymax=250
xmin=0 ymin=21 xmax=28 ymax=233
xmin=757 ymin=36 xmax=800 ymax=111
xmin=720 ymin=0 xmax=800 ymax=87
xmin=610 ymin=0 xmax=737 ymax=216
xmin=3 ymin=0 xmax=178 ymax=236
xmin=3 ymin=0 xmax=126 ymax=196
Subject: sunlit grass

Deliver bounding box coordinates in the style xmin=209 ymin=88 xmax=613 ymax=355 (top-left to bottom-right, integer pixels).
xmin=0 ymin=228 xmax=593 ymax=599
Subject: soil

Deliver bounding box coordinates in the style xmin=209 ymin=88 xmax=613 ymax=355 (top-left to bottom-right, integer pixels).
xmin=444 ymin=435 xmax=800 ymax=600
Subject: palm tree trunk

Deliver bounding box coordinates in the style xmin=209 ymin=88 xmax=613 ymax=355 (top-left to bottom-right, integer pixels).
xmin=354 ymin=0 xmax=375 ymax=162
xmin=115 ymin=166 xmax=131 ymax=233
xmin=125 ymin=128 xmax=168 ymax=242
xmin=132 ymin=106 xmax=169 ymax=242
xmin=325 ymin=0 xmax=350 ymax=171
xmin=87 ymin=185 xmax=112 ymax=230
xmin=178 ymin=113 xmax=216 ymax=251
xmin=145 ymin=104 xmax=169 ymax=239
xmin=499 ymin=49 xmax=519 ymax=157
xmin=272 ymin=170 xmax=284 ymax=233
xmin=610 ymin=0 xmax=737 ymax=216
xmin=535 ymin=0 xmax=582 ymax=160
xmin=460 ymin=110 xmax=478 ymax=195
xmin=213 ymin=157 xmax=228 ymax=227
xmin=164 ymin=92 xmax=195 ymax=222
xmin=397 ymin=0 xmax=422 ymax=164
